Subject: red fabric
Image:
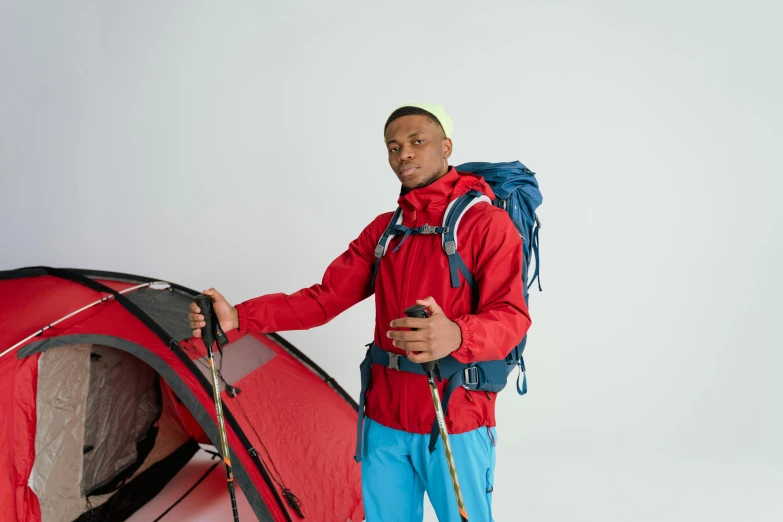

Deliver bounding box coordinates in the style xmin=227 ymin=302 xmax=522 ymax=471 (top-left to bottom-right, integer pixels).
xmin=0 ymin=355 xmax=42 ymax=522
xmin=235 ymin=167 xmax=532 ymax=435
xmin=1 ymin=274 xmax=364 ymax=521
xmin=0 ymin=275 xmax=86 ymax=522
xmin=0 ymin=357 xmax=19 ymax=521
xmin=181 ymin=334 xmax=365 ymax=521
xmin=160 ymin=379 xmax=211 ymax=445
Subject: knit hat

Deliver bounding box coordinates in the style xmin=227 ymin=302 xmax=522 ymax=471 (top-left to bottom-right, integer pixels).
xmin=384 ymin=103 xmax=453 ymax=141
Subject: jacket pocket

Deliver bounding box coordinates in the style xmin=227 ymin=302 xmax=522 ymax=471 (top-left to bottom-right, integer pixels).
xmin=478 ymin=426 xmax=497 ymax=458
xmin=482 ymin=427 xmax=497 ymax=520
xmin=485 ymin=467 xmax=495 ymax=518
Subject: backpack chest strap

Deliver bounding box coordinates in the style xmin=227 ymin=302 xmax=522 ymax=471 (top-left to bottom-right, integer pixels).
xmin=388 ymin=223 xmax=450 ymax=253
xmin=370 ymin=208 xmax=451 ymax=288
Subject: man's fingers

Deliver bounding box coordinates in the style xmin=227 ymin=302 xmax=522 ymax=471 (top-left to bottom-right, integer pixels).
xmin=190 ymin=290 xmax=220 ymax=339
xmin=415 ymin=296 xmax=442 ymax=316
xmin=391 ymin=340 xmax=428 ymax=352
xmin=389 ymin=317 xmax=429 ymax=329
xmin=206 ymin=288 xmax=225 ymax=302
xmin=387 ymin=329 xmax=429 ymax=342
xmin=406 ymin=349 xmax=436 ymax=363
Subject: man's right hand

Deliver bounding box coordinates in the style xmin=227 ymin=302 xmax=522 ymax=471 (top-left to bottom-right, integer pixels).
xmin=188 ymin=288 xmax=239 ymax=338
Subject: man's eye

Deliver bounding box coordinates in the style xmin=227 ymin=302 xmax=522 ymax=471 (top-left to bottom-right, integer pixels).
xmin=389 ymin=147 xmax=398 ymax=153
xmin=415 ymin=140 xmax=424 ymax=144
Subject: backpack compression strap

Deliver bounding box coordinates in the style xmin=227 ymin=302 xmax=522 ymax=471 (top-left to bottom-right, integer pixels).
xmin=442 ymin=190 xmax=492 ymax=288
xmin=370 ymin=207 xmax=403 ymax=288
xmin=528 ymin=216 xmax=542 ymax=291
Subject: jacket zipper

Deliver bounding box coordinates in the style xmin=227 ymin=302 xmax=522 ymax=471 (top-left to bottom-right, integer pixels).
xmin=399 ymin=208 xmax=421 ymax=430
xmin=400 ymin=209 xmax=419 ymax=319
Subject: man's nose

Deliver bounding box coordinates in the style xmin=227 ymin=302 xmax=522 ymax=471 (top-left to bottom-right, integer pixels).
xmin=398 ymin=145 xmax=414 ymax=160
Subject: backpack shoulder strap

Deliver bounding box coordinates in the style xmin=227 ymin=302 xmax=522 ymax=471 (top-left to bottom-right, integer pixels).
xmin=441 ymin=190 xmax=492 ymax=288
xmin=370 ymin=207 xmax=403 ymax=288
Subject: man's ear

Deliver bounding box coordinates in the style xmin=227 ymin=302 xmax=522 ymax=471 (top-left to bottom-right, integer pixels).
xmin=442 ymin=137 xmax=453 ymax=159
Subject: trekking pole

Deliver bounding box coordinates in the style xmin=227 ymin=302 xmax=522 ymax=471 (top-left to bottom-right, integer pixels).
xmin=194 ymin=294 xmax=240 ymax=522
xmin=405 ymin=304 xmax=469 ymax=522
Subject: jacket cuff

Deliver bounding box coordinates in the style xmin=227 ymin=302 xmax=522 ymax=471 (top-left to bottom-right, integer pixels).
xmin=450 ymin=316 xmax=473 ymax=363
xmin=235 ymin=303 xmax=248 ymax=334
xmin=223 ymin=325 xmax=243 ymax=344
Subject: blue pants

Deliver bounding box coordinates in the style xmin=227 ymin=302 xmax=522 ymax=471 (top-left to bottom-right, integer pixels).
xmin=361 ymin=418 xmax=497 ymax=521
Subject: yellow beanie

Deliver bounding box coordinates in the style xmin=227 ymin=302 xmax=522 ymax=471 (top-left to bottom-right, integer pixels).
xmin=384 ymin=103 xmax=453 ymax=141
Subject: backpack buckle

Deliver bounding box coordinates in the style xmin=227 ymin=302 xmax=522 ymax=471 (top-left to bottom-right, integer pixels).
xmin=463 ymin=366 xmax=479 ymax=386
xmin=374 ymin=245 xmax=385 ymax=259
xmin=387 ymin=353 xmax=400 ymax=371
xmin=419 ymin=224 xmax=438 ymax=234
xmin=444 ymin=240 xmax=456 ymax=255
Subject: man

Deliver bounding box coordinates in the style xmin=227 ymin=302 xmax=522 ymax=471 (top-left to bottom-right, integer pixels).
xmin=189 ymin=104 xmax=531 ymax=521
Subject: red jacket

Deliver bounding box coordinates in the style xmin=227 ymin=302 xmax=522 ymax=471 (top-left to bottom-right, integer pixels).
xmin=235 ymin=167 xmax=531 ymax=435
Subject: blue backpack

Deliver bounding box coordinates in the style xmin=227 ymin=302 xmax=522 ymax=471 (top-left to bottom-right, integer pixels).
xmin=355 ymin=161 xmax=542 ymax=461
xmin=455 ymin=161 xmax=543 ymax=391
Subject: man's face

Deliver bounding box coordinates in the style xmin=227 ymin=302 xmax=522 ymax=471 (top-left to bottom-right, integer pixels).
xmin=385 ymin=115 xmax=452 ymax=192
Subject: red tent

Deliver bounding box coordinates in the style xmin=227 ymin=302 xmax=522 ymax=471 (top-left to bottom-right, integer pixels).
xmin=0 ymin=267 xmax=364 ymax=522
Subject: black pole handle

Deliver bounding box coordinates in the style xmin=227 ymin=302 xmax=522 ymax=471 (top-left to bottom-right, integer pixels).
xmin=194 ymin=294 xmax=216 ymax=349
xmin=404 ymin=304 xmax=437 ymax=372
xmin=404 ymin=304 xmax=429 ymax=322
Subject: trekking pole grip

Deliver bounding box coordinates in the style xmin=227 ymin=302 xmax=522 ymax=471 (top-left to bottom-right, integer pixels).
xmin=421 ymin=361 xmax=437 ymax=371
xmin=194 ymin=294 xmax=216 ymax=348
xmin=404 ymin=304 xmax=429 ymax=324
xmin=404 ymin=304 xmax=438 ymax=370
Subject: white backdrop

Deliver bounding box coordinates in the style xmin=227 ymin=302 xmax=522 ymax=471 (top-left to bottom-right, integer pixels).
xmin=1 ymin=1 xmax=781 ymax=520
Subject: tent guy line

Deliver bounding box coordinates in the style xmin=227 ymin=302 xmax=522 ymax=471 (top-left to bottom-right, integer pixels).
xmin=152 ymin=447 xmax=222 ymax=522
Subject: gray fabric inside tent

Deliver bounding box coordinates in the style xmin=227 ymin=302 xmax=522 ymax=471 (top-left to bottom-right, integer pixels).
xmin=30 ymin=344 xmax=163 ymax=522
xmin=29 ymin=345 xmax=91 ymax=522
xmin=81 ymin=344 xmax=160 ymax=497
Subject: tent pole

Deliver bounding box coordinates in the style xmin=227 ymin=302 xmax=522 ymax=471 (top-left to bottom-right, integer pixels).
xmin=0 ymin=281 xmax=171 ymax=360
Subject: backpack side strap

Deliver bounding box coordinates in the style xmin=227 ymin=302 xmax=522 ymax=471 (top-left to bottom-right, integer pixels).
xmin=441 ymin=190 xmax=491 ymax=289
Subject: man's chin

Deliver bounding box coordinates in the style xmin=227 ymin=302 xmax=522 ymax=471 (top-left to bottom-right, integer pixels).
xmin=398 ymin=170 xmax=442 ymax=195
xmin=400 ymin=180 xmax=422 ymax=193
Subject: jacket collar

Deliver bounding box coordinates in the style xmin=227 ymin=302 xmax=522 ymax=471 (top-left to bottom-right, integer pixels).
xmin=396 ymin=166 xmax=493 ymax=217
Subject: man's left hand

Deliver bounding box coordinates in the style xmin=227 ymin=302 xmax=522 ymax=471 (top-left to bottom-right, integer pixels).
xmin=387 ymin=296 xmax=462 ymax=363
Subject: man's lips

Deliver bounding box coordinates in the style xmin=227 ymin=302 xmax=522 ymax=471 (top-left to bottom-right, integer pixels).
xmin=399 ymin=166 xmax=418 ymax=176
